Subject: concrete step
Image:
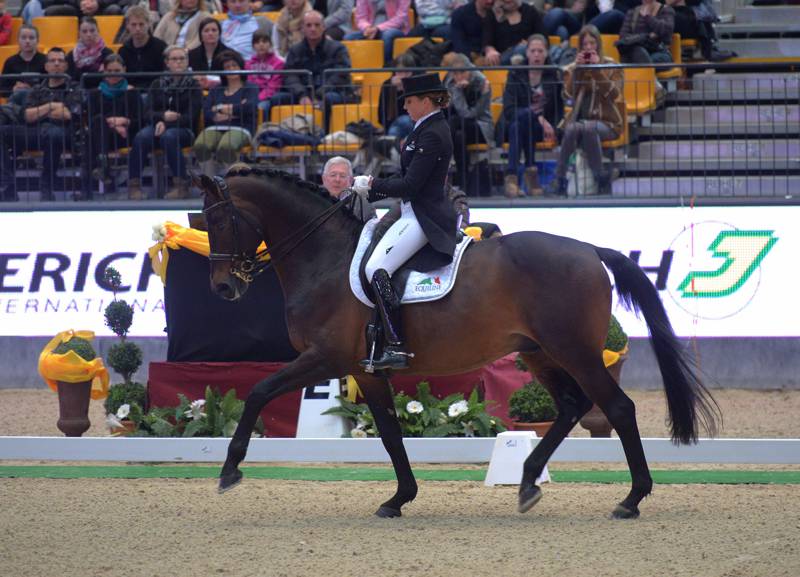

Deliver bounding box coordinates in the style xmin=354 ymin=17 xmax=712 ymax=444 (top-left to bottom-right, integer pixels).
xmin=620 ymin=158 xmax=800 ymax=173
xmin=639 ymin=121 xmax=800 ymax=137
xmin=735 ymin=6 xmax=800 ymax=24
xmin=692 ymin=72 xmax=800 ymax=92
xmin=638 ymin=138 xmax=800 ymax=160
xmin=717 ymin=22 xmax=800 ymax=38
xmin=663 ymin=104 xmax=800 ymax=124
xmin=612 ymin=175 xmax=800 ymax=197
xmin=718 ymin=38 xmax=800 ymax=58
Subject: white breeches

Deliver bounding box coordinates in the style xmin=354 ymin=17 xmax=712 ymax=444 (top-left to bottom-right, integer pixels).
xmin=365 ymin=201 xmax=428 ymax=281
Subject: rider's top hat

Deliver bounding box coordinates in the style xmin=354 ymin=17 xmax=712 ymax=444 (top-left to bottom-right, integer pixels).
xmin=401 ymin=73 xmax=448 ymax=98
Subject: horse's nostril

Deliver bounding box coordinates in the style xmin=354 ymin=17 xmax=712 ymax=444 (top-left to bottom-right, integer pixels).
xmin=216 ymin=283 xmax=233 ymax=298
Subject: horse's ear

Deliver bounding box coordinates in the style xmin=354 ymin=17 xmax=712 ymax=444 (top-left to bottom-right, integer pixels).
xmin=192 ymin=172 xmax=221 ymax=201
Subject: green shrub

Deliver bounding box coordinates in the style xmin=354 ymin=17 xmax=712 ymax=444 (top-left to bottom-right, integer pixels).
xmin=508 ymin=376 xmax=557 ymax=423
xmin=605 ymin=314 xmax=628 ymax=352
xmin=104 ymin=300 xmax=134 ymax=338
xmin=108 ymin=341 xmax=143 ymax=383
xmin=53 ymin=336 xmax=96 ymax=361
xmin=104 ymin=381 xmax=147 ymax=416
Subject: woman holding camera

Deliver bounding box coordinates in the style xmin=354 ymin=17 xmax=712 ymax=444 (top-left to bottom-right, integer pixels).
xmin=545 ymin=25 xmax=624 ymax=196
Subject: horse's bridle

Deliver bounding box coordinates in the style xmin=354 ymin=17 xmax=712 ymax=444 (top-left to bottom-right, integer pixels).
xmin=203 ymin=176 xmax=349 ymax=284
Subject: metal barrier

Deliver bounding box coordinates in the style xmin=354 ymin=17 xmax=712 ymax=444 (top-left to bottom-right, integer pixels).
xmin=0 ymin=61 xmax=799 ymax=203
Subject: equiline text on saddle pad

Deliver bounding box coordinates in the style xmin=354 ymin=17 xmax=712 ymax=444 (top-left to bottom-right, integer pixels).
xmin=349 ymin=217 xmax=472 ymax=307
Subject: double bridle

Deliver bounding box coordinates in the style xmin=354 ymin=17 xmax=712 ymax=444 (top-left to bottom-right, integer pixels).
xmin=203 ymin=176 xmax=349 ymax=284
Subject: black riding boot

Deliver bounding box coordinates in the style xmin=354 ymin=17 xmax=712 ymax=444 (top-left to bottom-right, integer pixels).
xmin=361 ymin=269 xmax=411 ymax=371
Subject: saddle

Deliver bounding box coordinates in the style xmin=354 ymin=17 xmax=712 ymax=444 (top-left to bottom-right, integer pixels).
xmin=349 ymin=204 xmax=472 ymax=308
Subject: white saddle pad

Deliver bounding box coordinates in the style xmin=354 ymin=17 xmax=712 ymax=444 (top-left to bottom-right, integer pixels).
xmin=349 ymin=217 xmax=473 ymax=308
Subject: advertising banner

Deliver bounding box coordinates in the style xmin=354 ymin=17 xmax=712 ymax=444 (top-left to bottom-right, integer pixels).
xmin=0 ymin=206 xmax=795 ymax=337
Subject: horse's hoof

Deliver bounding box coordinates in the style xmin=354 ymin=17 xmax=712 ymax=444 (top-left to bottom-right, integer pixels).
xmin=611 ymin=504 xmax=640 ymax=519
xmin=375 ymin=505 xmax=402 ymax=518
xmin=218 ymin=469 xmax=243 ymax=494
xmin=518 ymin=484 xmax=542 ymax=514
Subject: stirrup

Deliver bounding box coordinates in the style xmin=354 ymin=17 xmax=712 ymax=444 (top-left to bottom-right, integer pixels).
xmin=362 ymin=346 xmax=414 ymax=371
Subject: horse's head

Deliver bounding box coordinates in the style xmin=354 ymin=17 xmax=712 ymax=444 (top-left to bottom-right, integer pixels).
xmin=197 ymin=173 xmax=265 ymax=302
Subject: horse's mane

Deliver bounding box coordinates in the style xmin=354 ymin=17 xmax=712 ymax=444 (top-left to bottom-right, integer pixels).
xmin=224 ymin=163 xmax=365 ymax=228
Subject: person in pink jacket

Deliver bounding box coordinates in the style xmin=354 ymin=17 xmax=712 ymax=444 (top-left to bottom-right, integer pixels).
xmin=345 ymin=0 xmax=410 ymax=63
xmin=245 ymin=30 xmax=285 ymax=111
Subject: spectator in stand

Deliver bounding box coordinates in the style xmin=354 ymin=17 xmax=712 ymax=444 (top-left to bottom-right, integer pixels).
xmin=127 ymin=45 xmax=202 ymax=200
xmin=269 ymin=10 xmax=353 ymax=130
xmin=193 ymin=50 xmax=258 ymax=176
xmin=0 ymin=25 xmax=47 ymax=102
xmin=321 ymin=156 xmax=376 ymax=221
xmin=545 ymin=24 xmax=623 ymax=196
xmin=616 ymin=0 xmax=674 ymax=64
xmin=542 ymin=0 xmax=625 ymax=41
xmin=0 ymin=48 xmax=82 ymax=201
xmin=245 ymin=30 xmax=284 ymax=111
xmin=321 ymin=0 xmax=353 ymax=40
xmin=220 ymin=0 xmax=274 ymax=60
xmin=482 ymin=0 xmax=544 ymax=66
xmin=0 ymin=0 xmax=11 ymax=45
xmin=501 ymin=34 xmax=562 ymax=198
xmin=443 ymin=51 xmax=493 ymax=190
xmin=23 ymin=0 xmax=123 ymax=19
xmin=273 ymin=0 xmax=312 ymax=58
xmin=450 ymin=0 xmax=493 ymax=62
xmin=81 ymin=53 xmax=141 ymax=199
xmin=408 ymin=0 xmax=462 ymax=40
xmin=156 ymin=0 xmax=222 ymax=15
xmin=345 ymin=0 xmax=410 ymax=64
xmin=119 ymin=5 xmax=169 ymax=89
xmin=666 ymin=0 xmax=735 ymax=62
xmin=188 ymin=17 xmax=231 ymax=88
xmin=154 ymin=0 xmax=211 ymax=49
xmin=67 ymin=17 xmax=114 ymax=89
xmin=377 ymin=52 xmax=415 ymax=140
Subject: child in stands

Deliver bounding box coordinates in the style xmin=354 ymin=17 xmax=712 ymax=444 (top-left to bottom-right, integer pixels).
xmin=245 ymin=30 xmax=285 ymax=112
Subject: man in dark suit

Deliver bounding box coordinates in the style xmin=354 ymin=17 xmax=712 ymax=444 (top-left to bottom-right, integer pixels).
xmin=354 ymin=73 xmax=457 ymax=371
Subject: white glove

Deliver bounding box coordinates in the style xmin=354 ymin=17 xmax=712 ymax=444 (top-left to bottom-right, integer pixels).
xmin=352 ymin=175 xmax=371 ymax=194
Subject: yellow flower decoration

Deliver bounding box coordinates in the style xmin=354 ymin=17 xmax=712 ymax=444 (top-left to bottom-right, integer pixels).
xmin=38 ymin=330 xmax=110 ymax=400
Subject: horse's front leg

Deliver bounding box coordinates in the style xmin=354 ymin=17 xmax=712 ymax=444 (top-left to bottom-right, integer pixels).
xmin=359 ymin=375 xmax=418 ymax=518
xmin=219 ymin=351 xmax=334 ymax=493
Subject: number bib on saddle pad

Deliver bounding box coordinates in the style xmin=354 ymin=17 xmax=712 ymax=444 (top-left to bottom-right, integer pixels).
xmin=349 ymin=217 xmax=472 ymax=307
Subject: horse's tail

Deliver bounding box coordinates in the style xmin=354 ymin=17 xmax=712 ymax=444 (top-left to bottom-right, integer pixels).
xmin=595 ymin=246 xmax=720 ymax=444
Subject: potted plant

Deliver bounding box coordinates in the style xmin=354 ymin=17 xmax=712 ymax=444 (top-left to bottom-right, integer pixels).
xmin=579 ymin=313 xmax=629 ymax=437
xmin=38 ymin=330 xmax=109 ymax=437
xmin=507 ymin=363 xmax=558 ymax=437
xmin=102 ymin=267 xmax=146 ymax=436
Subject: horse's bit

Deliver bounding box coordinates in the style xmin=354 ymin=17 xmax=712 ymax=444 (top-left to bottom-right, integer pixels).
xmin=203 ymin=176 xmax=350 ymax=284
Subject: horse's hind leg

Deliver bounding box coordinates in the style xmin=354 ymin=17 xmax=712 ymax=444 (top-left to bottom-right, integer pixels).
xmin=359 ymin=375 xmax=418 ymax=518
xmin=568 ymin=360 xmax=653 ymax=519
xmin=517 ymin=353 xmax=594 ymax=513
xmin=219 ymin=350 xmax=334 ymax=493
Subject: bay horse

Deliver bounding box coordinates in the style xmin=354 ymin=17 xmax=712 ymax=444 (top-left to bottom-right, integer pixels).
xmin=197 ymin=165 xmax=719 ymax=519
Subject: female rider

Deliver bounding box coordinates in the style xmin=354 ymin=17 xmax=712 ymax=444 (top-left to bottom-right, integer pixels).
xmin=353 ymin=73 xmax=457 ymax=371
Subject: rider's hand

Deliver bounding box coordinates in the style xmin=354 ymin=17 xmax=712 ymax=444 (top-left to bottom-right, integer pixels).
xmin=353 ymin=175 xmax=372 ymax=194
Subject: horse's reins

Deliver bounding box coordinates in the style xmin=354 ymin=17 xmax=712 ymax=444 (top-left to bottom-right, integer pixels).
xmin=203 ymin=175 xmax=351 ymax=284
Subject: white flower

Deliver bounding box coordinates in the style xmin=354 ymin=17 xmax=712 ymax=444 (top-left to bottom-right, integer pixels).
xmin=406 ymin=401 xmax=424 ymax=414
xmin=184 ymin=399 xmax=206 ymax=420
xmin=116 ymin=404 xmax=130 ymax=419
xmin=350 ymin=428 xmax=367 ymax=438
xmin=106 ymin=413 xmax=123 ymax=429
xmin=151 ymin=223 xmax=167 ymax=242
xmin=448 ymin=400 xmax=469 ymax=418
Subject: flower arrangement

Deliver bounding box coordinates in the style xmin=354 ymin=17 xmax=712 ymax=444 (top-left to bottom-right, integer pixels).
xmin=102 ymin=267 xmax=147 ymax=433
xmin=38 ymin=329 xmax=109 ymax=400
xmin=323 ymin=381 xmax=506 ymax=438
xmin=132 ymin=386 xmax=264 ymax=437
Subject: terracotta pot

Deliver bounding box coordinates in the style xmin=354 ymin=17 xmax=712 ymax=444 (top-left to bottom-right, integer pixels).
xmin=56 ymin=379 xmax=92 ymax=437
xmin=109 ymin=419 xmax=137 ymax=436
xmin=512 ymin=420 xmax=554 ymax=437
xmin=579 ymin=355 xmax=626 ymax=438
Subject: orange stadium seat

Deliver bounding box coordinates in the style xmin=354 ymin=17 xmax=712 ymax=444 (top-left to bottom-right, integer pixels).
xmin=343 ymin=39 xmax=383 ymax=87
xmin=391 ymin=36 xmax=443 ymax=61
xmin=255 ymin=12 xmax=281 ymax=22
xmin=359 ymin=71 xmax=391 ymax=106
xmin=95 ymin=15 xmax=124 ymax=46
xmin=319 ymin=102 xmax=381 ymax=154
xmin=623 ymin=66 xmax=658 ymax=117
xmin=10 ymin=17 xmax=23 ymax=42
xmin=0 ymin=45 xmax=18 ymax=72
xmin=32 ymin=16 xmax=79 ymax=47
xmin=656 ymin=34 xmax=684 ymax=89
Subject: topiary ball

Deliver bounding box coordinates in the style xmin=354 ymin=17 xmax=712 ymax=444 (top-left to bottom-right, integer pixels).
xmin=104 ymin=381 xmax=147 ymax=416
xmin=108 ymin=341 xmax=143 ymax=377
xmin=53 ymin=336 xmax=96 ymax=361
xmin=605 ymin=314 xmax=628 ymax=352
xmin=104 ymin=300 xmax=134 ymax=337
